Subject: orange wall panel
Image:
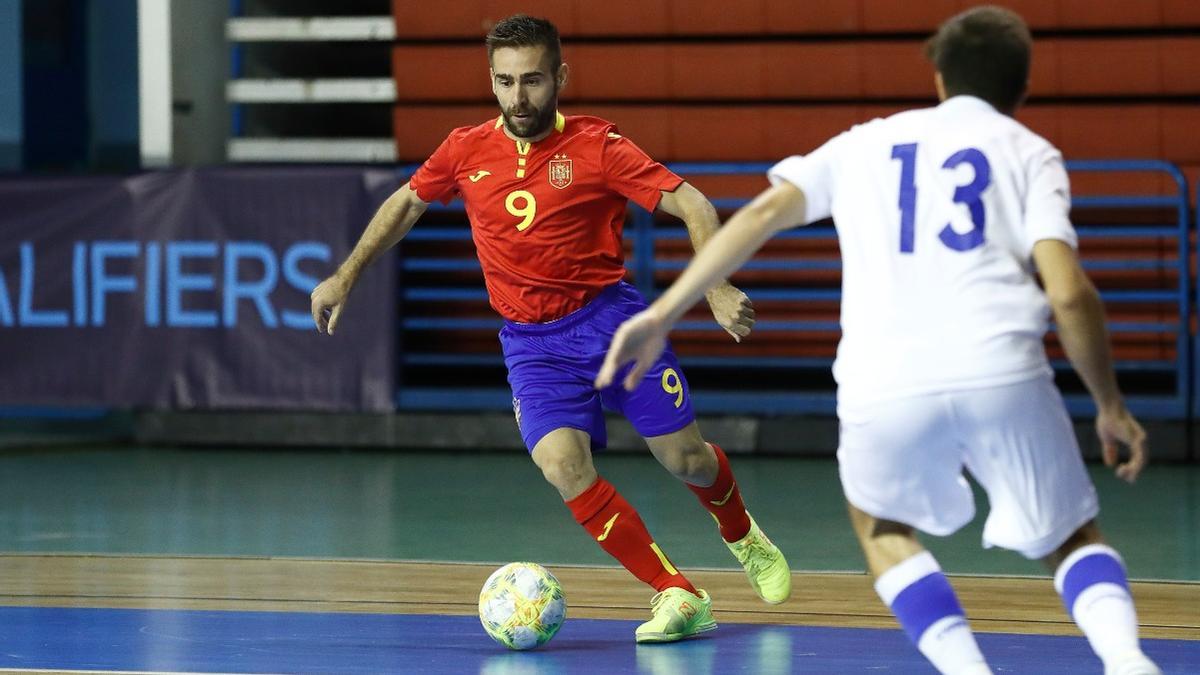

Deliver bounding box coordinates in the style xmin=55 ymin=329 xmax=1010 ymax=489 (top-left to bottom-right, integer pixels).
xmin=1056 ymin=106 xmax=1161 ymax=158
xmin=569 ymin=45 xmax=671 ymax=100
xmin=766 ymin=2 xmax=861 ymax=34
xmin=1056 ymin=41 xmax=1162 ymax=95
xmin=1015 ymin=107 xmax=1061 ymax=147
xmin=392 ymin=47 xmax=489 ymax=101
xmin=392 ymin=0 xmax=486 ymax=38
xmin=585 ymin=105 xmax=674 ymax=158
xmin=862 ymin=0 xmax=958 ymax=31
xmin=1163 ymin=0 xmax=1200 ymax=24
xmin=670 ymin=45 xmax=767 ymax=99
xmin=680 ymin=174 xmax=770 ymax=199
xmin=1068 ymin=172 xmax=1176 ymax=197
xmin=392 ymin=38 xmax=1199 ymax=102
xmin=1162 ymin=39 xmax=1200 ymax=95
xmin=986 ymin=0 xmax=1064 ymax=29
xmin=859 ymin=42 xmax=934 ymax=98
xmin=668 ymin=0 xmax=767 ymax=35
xmin=576 ymin=0 xmax=670 ymax=36
xmin=763 ymin=107 xmax=874 ymax=157
xmin=669 ymin=108 xmax=769 ymax=160
xmin=394 ymin=105 xmax=496 ymax=161
xmin=1163 ymin=107 xmax=1200 ymax=164
xmin=1027 ymin=42 xmax=1059 ymax=98
xmin=764 ymin=44 xmax=864 ymax=99
xmin=395 ymin=103 xmax=1200 ymax=165
xmin=1058 ymin=0 xmax=1162 ymax=28
xmin=392 ymin=0 xmax=1200 ymax=38
xmin=483 ymin=0 xmax=577 ymax=33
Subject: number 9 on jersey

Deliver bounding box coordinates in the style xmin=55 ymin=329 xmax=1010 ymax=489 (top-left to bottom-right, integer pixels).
xmin=506 ymin=190 xmax=537 ymax=231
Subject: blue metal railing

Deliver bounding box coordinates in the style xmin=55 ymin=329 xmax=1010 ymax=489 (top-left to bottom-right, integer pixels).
xmin=397 ymin=160 xmax=1192 ymax=420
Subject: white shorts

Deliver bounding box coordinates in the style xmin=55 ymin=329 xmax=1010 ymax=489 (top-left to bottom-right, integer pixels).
xmin=837 ymin=376 xmax=1099 ymax=559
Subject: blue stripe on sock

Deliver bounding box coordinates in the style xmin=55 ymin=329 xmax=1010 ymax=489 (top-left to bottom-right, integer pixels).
xmin=889 ymin=572 xmax=965 ymax=644
xmin=1061 ymin=553 xmax=1128 ymax=618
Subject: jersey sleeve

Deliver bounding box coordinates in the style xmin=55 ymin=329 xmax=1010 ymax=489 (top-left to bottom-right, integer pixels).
xmin=766 ymin=132 xmax=847 ymax=225
xmin=601 ymin=132 xmax=683 ymax=212
xmin=1023 ymin=149 xmax=1077 ymax=255
xmin=407 ymin=133 xmax=460 ymax=205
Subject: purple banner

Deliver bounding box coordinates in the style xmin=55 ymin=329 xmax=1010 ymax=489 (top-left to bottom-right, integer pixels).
xmin=0 ymin=168 xmax=397 ymax=412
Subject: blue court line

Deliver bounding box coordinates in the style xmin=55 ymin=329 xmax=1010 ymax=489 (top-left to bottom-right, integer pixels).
xmin=0 ymin=607 xmax=1192 ymax=674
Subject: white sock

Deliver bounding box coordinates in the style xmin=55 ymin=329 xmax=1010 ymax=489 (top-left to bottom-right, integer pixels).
xmin=876 ymin=551 xmax=991 ymax=674
xmin=916 ymin=615 xmax=994 ymax=674
xmin=1054 ymin=544 xmax=1148 ymax=670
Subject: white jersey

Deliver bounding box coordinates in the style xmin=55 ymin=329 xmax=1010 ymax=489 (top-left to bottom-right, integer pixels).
xmin=768 ymin=95 xmax=1077 ymax=411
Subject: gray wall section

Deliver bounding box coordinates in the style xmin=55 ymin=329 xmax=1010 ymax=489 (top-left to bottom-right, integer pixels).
xmin=0 ymin=0 xmax=22 ymax=170
xmin=170 ymin=0 xmax=229 ymax=165
xmin=0 ymin=142 xmax=19 ymax=170
xmin=87 ymin=0 xmax=139 ymax=170
xmin=129 ymin=411 xmax=1194 ymax=462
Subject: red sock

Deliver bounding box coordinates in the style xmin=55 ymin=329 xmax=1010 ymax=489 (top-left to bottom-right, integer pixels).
xmin=566 ymin=477 xmax=696 ymax=594
xmin=686 ymin=443 xmax=752 ymax=542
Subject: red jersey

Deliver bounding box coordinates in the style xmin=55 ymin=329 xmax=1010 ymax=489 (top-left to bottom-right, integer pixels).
xmin=408 ymin=113 xmax=683 ymax=323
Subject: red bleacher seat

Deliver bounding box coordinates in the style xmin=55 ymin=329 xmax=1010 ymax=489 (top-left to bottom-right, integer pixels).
xmin=391 ymin=0 xmax=1200 ymax=38
xmin=392 ymin=38 xmax=1200 ymax=102
xmin=393 ymin=104 xmax=1200 ymax=170
xmin=392 ymin=1 xmax=1191 ymax=417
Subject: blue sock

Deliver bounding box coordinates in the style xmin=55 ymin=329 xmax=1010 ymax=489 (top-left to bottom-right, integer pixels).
xmin=1054 ymin=544 xmax=1143 ymax=666
xmin=1055 ymin=543 xmax=1129 ymax=616
xmin=875 ymin=551 xmax=988 ymax=673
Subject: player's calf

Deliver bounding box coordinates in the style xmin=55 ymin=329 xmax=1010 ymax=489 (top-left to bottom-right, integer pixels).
xmin=1052 ymin=539 xmax=1160 ymax=675
xmin=677 ymin=442 xmax=751 ymax=542
xmin=671 ymin=442 xmax=791 ymax=603
xmin=566 ymin=476 xmax=699 ymax=595
xmin=876 ymin=551 xmax=991 ymax=674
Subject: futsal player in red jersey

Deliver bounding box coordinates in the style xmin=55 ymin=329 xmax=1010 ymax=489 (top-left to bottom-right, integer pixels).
xmin=310 ymin=14 xmax=790 ymax=642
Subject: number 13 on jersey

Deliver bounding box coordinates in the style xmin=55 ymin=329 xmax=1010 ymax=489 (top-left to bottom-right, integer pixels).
xmin=891 ymin=143 xmax=992 ymax=254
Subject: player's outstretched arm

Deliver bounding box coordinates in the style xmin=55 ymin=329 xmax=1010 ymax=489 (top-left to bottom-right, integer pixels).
xmin=658 ymin=182 xmax=756 ymax=342
xmin=311 ymin=182 xmax=430 ymax=335
xmin=1033 ymin=239 xmax=1148 ymax=482
xmin=597 ymin=182 xmax=806 ymax=391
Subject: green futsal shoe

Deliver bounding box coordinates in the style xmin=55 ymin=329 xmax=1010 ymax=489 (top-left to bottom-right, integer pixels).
xmin=726 ymin=513 xmax=792 ymax=604
xmin=634 ymin=587 xmax=717 ymax=643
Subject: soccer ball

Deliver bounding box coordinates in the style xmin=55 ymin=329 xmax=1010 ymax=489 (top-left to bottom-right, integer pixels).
xmin=478 ymin=562 xmax=566 ymax=650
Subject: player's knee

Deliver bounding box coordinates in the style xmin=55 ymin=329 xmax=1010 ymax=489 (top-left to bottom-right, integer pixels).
xmin=659 ymin=442 xmax=714 ymax=480
xmin=537 ymin=456 xmax=595 ymax=497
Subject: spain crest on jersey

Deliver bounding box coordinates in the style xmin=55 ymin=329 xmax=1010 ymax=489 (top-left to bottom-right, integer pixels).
xmin=549 ymin=155 xmax=573 ymax=189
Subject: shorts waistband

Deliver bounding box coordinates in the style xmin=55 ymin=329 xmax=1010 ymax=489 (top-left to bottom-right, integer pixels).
xmin=502 ymin=282 xmax=630 ymax=335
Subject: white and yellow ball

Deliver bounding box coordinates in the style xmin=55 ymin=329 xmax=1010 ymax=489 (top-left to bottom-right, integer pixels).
xmin=478 ymin=562 xmax=566 ymax=650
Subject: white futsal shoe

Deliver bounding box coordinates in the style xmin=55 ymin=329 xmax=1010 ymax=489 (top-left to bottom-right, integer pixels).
xmin=1105 ymin=650 xmax=1162 ymax=675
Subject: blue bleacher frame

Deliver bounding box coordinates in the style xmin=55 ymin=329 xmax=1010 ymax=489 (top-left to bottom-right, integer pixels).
xmin=8 ymin=162 xmax=1184 ymax=422
xmin=1195 ymin=174 xmax=1200 ymax=421
xmin=395 ymin=160 xmax=1192 ymax=421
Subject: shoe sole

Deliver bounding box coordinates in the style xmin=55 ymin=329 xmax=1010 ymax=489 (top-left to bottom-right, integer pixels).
xmin=635 ymin=621 xmax=718 ymax=643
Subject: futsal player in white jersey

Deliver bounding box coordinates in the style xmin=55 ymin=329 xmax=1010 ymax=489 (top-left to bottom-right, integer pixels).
xmin=597 ymin=6 xmax=1160 ymax=674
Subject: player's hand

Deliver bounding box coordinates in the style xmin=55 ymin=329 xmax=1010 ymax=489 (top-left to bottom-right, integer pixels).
xmin=595 ymin=309 xmax=670 ymax=392
xmin=1095 ymin=405 xmax=1148 ymax=483
xmin=310 ymin=273 xmax=352 ymax=335
xmin=705 ymin=283 xmax=755 ymax=342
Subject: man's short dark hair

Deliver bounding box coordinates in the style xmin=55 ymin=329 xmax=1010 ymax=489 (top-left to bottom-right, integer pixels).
xmin=485 ymin=15 xmax=562 ymax=71
xmin=925 ymin=6 xmax=1032 ymax=114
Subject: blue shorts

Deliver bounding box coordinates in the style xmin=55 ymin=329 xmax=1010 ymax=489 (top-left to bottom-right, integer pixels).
xmin=500 ymin=281 xmax=697 ymax=451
